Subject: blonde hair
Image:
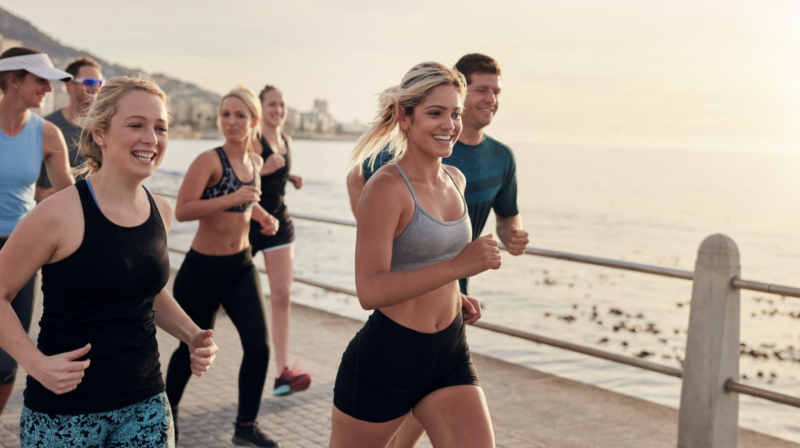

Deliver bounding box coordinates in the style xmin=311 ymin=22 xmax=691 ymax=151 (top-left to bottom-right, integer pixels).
xmin=217 ymin=85 xmax=263 ymax=153
xmin=75 ymin=75 xmax=170 ymax=177
xmin=348 ymin=62 xmax=466 ymax=173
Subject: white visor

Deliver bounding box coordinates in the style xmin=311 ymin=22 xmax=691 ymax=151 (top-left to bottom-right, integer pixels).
xmin=0 ymin=53 xmax=72 ymax=81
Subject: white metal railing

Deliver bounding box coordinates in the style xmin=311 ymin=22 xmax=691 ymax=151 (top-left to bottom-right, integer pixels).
xmin=156 ymin=191 xmax=800 ymax=447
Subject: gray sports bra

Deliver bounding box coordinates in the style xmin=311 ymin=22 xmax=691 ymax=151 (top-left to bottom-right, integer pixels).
xmin=390 ymin=164 xmax=471 ymax=272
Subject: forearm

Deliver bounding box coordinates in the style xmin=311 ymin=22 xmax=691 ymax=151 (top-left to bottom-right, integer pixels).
xmin=251 ymin=203 xmax=269 ymax=221
xmin=496 ymin=214 xmax=523 ymax=247
xmin=175 ymin=196 xmax=234 ymax=222
xmin=356 ymin=260 xmax=459 ymax=309
xmin=0 ymin=300 xmax=44 ymax=371
xmin=153 ymin=289 xmax=201 ymax=345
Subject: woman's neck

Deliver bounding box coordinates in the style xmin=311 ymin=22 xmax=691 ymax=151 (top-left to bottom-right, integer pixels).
xmin=261 ymin=124 xmax=281 ymax=144
xmin=398 ymin=143 xmax=442 ymax=183
xmin=222 ymin=138 xmax=250 ymax=162
xmin=0 ymin=96 xmax=30 ymax=137
xmin=87 ymin=167 xmax=146 ymax=205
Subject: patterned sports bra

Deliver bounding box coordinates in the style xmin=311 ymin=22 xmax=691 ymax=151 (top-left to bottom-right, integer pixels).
xmin=200 ymin=147 xmax=259 ymax=212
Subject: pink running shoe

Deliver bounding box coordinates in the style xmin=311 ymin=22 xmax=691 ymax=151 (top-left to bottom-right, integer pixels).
xmin=273 ymin=362 xmax=311 ymax=396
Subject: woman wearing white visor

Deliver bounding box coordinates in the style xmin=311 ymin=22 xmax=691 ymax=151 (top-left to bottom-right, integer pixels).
xmin=0 ymin=46 xmax=74 ymax=416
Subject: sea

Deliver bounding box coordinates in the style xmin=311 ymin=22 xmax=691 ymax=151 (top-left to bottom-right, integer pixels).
xmin=146 ymin=138 xmax=800 ymax=442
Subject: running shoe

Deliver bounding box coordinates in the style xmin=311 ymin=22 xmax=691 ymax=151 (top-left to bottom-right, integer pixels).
xmin=232 ymin=421 xmax=281 ymax=447
xmin=272 ymin=362 xmax=311 ymax=396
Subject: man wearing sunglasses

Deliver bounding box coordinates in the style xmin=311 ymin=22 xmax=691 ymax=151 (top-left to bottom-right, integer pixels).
xmin=35 ymin=57 xmax=103 ymax=201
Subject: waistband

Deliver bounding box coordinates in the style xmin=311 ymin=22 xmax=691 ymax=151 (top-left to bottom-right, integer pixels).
xmin=181 ymin=247 xmax=253 ymax=273
xmin=369 ymin=309 xmax=463 ymax=346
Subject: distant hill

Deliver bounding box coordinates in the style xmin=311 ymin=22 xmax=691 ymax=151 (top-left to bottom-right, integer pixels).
xmin=0 ymin=5 xmax=221 ymax=106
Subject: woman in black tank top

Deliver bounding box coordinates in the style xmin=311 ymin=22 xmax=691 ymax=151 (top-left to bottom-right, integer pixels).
xmin=165 ymin=86 xmax=281 ymax=448
xmin=249 ymin=85 xmax=311 ymax=398
xmin=0 ymin=77 xmax=218 ymax=447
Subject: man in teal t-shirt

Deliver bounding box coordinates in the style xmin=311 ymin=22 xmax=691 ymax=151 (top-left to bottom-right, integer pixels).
xmin=347 ymin=53 xmax=530 ymax=297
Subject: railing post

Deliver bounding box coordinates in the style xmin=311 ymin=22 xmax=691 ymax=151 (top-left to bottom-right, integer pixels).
xmin=678 ymin=234 xmax=740 ymax=447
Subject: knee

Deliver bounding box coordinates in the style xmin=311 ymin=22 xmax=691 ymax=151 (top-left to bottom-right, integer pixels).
xmin=243 ymin=339 xmax=270 ymax=360
xmin=270 ymin=289 xmax=291 ymax=309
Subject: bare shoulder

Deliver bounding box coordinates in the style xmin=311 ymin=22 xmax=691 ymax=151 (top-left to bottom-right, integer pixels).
xmin=151 ymin=194 xmax=174 ymax=230
xmin=442 ymin=164 xmax=466 ymax=192
xmin=42 ymin=120 xmax=64 ymax=140
xmin=41 ymin=120 xmax=67 ymax=147
xmin=24 ymin=185 xmax=82 ymax=230
xmin=282 ymin=134 xmax=293 ymax=145
xmin=188 ymin=149 xmax=222 ymax=173
xmin=364 ymin=164 xmax=405 ymax=196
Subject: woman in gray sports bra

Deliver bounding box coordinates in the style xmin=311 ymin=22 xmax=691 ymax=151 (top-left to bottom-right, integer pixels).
xmin=329 ymin=62 xmax=502 ymax=448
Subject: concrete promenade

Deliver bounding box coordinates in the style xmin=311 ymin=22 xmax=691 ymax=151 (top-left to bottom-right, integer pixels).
xmin=1 ymin=274 xmax=798 ymax=447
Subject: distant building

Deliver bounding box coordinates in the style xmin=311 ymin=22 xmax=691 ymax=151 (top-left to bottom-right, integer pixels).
xmin=339 ymin=120 xmax=370 ymax=135
xmin=299 ymin=99 xmax=335 ymax=134
xmin=284 ymin=107 xmax=301 ymax=132
xmin=171 ymin=98 xmax=216 ymax=129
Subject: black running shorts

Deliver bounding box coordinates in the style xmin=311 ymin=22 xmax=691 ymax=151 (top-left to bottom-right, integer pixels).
xmin=333 ymin=310 xmax=480 ymax=423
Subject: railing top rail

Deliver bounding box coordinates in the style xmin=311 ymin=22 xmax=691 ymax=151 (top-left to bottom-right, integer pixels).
xmin=153 ymin=190 xmax=800 ymax=297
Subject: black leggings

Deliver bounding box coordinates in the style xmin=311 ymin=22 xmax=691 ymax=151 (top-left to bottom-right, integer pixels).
xmin=165 ymin=247 xmax=269 ymax=423
xmin=0 ymin=237 xmax=38 ymax=385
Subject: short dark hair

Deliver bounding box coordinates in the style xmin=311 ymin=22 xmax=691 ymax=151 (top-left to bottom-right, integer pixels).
xmin=64 ymin=57 xmax=102 ymax=79
xmin=454 ymin=53 xmax=502 ymax=85
xmin=0 ymin=47 xmax=41 ymax=92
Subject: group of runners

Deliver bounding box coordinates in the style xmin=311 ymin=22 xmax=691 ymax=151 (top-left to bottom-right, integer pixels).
xmin=0 ymin=46 xmax=529 ymax=448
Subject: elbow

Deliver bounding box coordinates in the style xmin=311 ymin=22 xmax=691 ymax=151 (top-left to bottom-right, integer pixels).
xmin=355 ymin=286 xmax=378 ymax=311
xmin=174 ymin=208 xmax=190 ymax=222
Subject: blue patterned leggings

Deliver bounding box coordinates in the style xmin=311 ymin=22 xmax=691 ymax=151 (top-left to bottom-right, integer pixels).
xmin=19 ymin=393 xmax=174 ymax=448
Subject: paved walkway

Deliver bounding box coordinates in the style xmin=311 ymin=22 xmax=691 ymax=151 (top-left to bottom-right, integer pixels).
xmin=1 ymin=272 xmax=798 ymax=447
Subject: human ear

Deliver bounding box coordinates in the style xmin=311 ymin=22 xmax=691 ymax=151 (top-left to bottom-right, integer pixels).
xmin=92 ymin=128 xmax=106 ymax=148
xmin=398 ymin=108 xmax=411 ymax=132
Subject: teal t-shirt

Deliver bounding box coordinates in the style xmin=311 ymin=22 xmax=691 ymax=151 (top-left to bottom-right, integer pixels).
xmin=362 ymin=135 xmax=519 ymax=293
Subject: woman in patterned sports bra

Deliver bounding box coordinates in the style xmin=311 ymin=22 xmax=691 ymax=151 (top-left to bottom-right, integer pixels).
xmin=249 ymin=85 xmax=310 ymax=398
xmin=165 ymin=86 xmax=282 ymax=448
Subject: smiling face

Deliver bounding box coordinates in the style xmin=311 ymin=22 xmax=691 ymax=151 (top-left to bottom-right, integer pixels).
xmin=12 ymin=72 xmax=53 ymax=109
xmin=462 ymin=73 xmax=501 ymax=131
xmin=220 ymin=96 xmax=258 ymax=143
xmin=261 ymin=89 xmax=286 ymax=129
xmin=400 ymin=84 xmax=464 ymax=159
xmin=93 ymin=90 xmax=168 ymax=180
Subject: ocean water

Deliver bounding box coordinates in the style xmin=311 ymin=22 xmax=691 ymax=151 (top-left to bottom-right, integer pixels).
xmin=147 ymin=138 xmax=800 ymax=442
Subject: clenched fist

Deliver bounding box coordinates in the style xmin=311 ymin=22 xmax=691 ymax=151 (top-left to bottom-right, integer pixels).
xmin=451 ymin=234 xmax=501 ymax=278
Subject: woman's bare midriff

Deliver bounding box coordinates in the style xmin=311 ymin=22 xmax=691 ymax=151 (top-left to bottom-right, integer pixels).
xmin=379 ymin=281 xmax=462 ymax=333
xmin=190 ymin=211 xmax=253 ymax=255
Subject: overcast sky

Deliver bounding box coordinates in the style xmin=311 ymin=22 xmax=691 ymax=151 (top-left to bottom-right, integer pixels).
xmin=5 ymin=0 xmax=800 ymax=153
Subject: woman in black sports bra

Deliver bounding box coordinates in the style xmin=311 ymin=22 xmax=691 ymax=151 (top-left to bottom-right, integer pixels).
xmin=0 ymin=76 xmax=218 ymax=447
xmin=165 ymin=86 xmax=281 ymax=448
xmin=249 ymin=85 xmax=310 ymax=398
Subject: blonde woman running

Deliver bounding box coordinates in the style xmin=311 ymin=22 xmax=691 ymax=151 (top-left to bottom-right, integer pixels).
xmin=165 ymin=86 xmax=280 ymax=448
xmin=329 ymin=62 xmax=500 ymax=448
xmin=0 ymin=76 xmax=218 ymax=447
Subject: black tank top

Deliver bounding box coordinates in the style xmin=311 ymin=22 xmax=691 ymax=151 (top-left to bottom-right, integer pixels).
xmin=200 ymin=147 xmax=259 ymax=213
xmin=258 ymin=135 xmax=290 ymax=219
xmin=24 ymin=180 xmax=170 ymax=415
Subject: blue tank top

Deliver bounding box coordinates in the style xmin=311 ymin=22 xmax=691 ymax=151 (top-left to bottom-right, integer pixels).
xmin=0 ymin=113 xmax=44 ymax=236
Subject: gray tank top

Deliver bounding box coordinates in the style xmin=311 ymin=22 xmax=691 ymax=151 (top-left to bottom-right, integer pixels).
xmin=390 ymin=164 xmax=471 ymax=271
